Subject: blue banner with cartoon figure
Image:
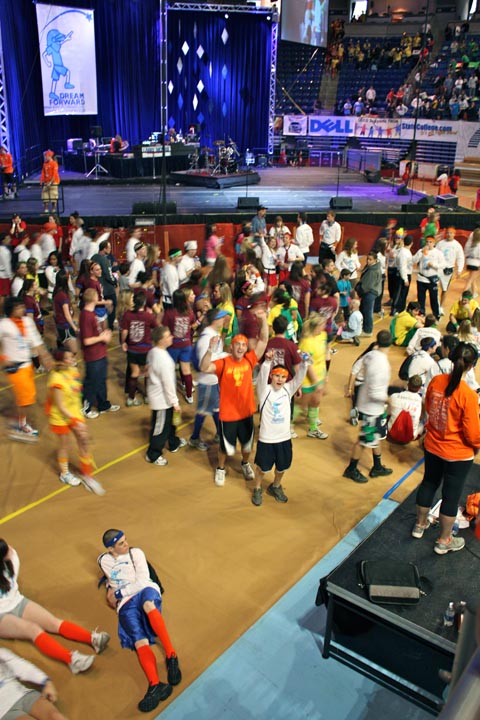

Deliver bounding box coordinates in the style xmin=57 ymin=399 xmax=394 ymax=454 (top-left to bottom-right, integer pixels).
xmin=36 ymin=3 xmax=97 ymax=116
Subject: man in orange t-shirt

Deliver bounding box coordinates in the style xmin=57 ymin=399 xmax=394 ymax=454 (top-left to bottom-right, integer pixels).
xmin=40 ymin=150 xmax=60 ymax=213
xmin=200 ymin=308 xmax=268 ymax=487
xmin=0 ymin=146 xmax=16 ymax=198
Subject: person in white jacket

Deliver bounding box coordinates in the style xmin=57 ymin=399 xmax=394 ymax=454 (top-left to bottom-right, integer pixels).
xmin=294 ymin=212 xmax=314 ymax=259
xmin=0 ymin=647 xmax=65 ymax=720
xmin=145 ymin=325 xmax=187 ymax=466
xmin=436 ymin=226 xmax=465 ymax=307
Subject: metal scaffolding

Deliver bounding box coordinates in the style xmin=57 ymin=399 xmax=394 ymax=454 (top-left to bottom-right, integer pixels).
xmin=0 ymin=21 xmax=10 ymax=151
xmin=267 ymin=19 xmax=278 ymax=156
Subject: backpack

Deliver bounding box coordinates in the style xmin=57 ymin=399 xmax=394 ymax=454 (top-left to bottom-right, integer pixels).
xmin=388 ymin=409 xmax=414 ymax=444
xmin=398 ymin=352 xmax=416 ymax=381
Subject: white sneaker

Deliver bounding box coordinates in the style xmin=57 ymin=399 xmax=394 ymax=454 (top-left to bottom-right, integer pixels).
xmin=91 ymin=628 xmax=110 ymax=654
xmin=188 ymin=438 xmax=209 ymax=452
xmin=83 ymin=409 xmax=99 ymax=420
xmin=439 ymin=308 xmax=445 ymax=316
xmin=169 ymin=438 xmax=187 ymax=453
xmin=126 ymin=397 xmax=143 ymax=407
xmin=214 ymin=467 xmax=226 ymax=486
xmin=290 ymin=426 xmax=298 ymax=439
xmin=80 ymin=476 xmax=106 ymax=496
xmin=307 ymin=429 xmax=329 ymax=440
xmin=100 ymin=404 xmax=120 ymax=413
xmin=8 ymin=425 xmax=39 ymax=443
xmin=241 ymin=461 xmax=255 ymax=481
xmin=59 ymin=471 xmax=81 ymax=487
xmin=185 ymin=395 xmax=194 ymax=404
xmin=69 ymin=651 xmax=95 ymax=674
xmin=145 ymin=453 xmax=168 ymax=466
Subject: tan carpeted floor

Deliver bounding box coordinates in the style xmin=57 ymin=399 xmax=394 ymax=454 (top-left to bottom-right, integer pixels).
xmin=0 ymin=272 xmax=471 ymax=718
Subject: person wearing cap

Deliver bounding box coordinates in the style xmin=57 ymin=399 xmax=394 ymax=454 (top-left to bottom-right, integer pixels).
xmin=447 ymin=290 xmax=479 ymax=333
xmin=45 ymin=346 xmax=105 ymax=494
xmin=161 ymin=248 xmax=182 ymax=308
xmin=178 ymin=241 xmax=200 ymax=285
xmin=128 ymin=242 xmax=147 ymax=289
xmin=436 ymin=226 xmax=465 ymax=310
xmin=251 ymin=350 xmax=309 ymax=506
xmin=251 ymin=205 xmax=268 ymax=245
xmin=343 ymin=329 xmax=393 ymax=483
xmin=40 ymin=150 xmax=60 ymax=214
xmin=318 ymin=211 xmax=341 ymax=263
xmin=189 ymin=307 xmax=229 ymax=451
xmin=98 ymin=530 xmax=181 ymax=713
xmin=387 ymin=375 xmax=424 ymax=444
xmin=200 ymin=307 xmax=269 ymax=487
xmin=413 ymin=236 xmax=445 ymax=320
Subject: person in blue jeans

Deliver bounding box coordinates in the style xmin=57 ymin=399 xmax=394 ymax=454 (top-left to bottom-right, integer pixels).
xmin=358 ymin=252 xmax=382 ymax=337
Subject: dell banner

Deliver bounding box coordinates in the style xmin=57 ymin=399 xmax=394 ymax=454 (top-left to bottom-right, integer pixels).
xmin=36 ymin=3 xmax=98 ymax=116
xmin=308 ymin=116 xmax=355 ymax=136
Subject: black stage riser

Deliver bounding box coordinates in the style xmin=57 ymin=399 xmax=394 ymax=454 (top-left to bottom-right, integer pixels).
xmin=169 ymin=170 xmax=260 ymax=189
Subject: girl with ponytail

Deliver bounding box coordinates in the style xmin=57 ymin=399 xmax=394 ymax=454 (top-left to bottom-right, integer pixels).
xmin=414 ymin=342 xmax=480 ymax=554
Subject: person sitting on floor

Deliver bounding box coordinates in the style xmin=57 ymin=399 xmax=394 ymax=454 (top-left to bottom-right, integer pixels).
xmin=387 ymin=375 xmax=424 ymax=444
xmin=391 ymin=301 xmax=424 ymax=346
xmin=98 ymin=529 xmax=182 ymax=714
xmin=336 ymin=298 xmax=363 ymax=346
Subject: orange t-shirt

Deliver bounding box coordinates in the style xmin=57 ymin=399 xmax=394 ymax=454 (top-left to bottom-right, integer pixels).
xmin=424 ymin=373 xmax=480 ymax=460
xmin=40 ymin=160 xmax=60 ymax=185
xmin=0 ymin=152 xmax=13 ymax=174
xmin=214 ymin=350 xmax=258 ymax=421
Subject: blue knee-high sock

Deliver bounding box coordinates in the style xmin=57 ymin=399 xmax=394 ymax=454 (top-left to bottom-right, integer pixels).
xmin=191 ymin=414 xmax=205 ymax=440
xmin=213 ymin=412 xmax=220 ymax=434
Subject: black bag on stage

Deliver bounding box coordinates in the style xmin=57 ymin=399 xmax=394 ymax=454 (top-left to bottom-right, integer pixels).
xmin=358 ymin=559 xmax=422 ymax=605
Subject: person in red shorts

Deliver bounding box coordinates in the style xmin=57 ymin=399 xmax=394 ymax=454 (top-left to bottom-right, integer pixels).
xmin=200 ymin=308 xmax=269 ymax=487
xmin=0 ymin=297 xmax=53 ymax=442
xmin=121 ymin=290 xmax=158 ymax=406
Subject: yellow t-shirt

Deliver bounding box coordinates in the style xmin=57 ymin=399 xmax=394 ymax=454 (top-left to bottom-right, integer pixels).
xmin=46 ymin=367 xmax=83 ymax=427
xmin=268 ymin=298 xmax=299 ymax=332
xmin=449 ymin=298 xmax=479 ymax=321
xmin=299 ymin=332 xmax=327 ymax=388
xmin=393 ymin=311 xmax=417 ymax=346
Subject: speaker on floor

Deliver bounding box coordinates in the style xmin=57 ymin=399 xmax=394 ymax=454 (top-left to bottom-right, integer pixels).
xmin=416 ymin=196 xmax=436 ymax=205
xmin=396 ymin=186 xmax=409 ymax=195
xmin=329 ymin=197 xmax=353 ymax=210
xmin=131 ymin=201 xmax=177 ymax=214
xmin=365 ymin=170 xmax=381 ymax=183
xmin=237 ymin=196 xmax=260 ymax=210
xmin=436 ymin=194 xmax=458 ymax=209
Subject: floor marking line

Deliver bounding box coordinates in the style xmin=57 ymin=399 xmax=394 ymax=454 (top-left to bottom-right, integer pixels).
xmin=383 ymin=457 xmax=424 ymax=499
xmin=0 ymin=420 xmax=192 ymax=526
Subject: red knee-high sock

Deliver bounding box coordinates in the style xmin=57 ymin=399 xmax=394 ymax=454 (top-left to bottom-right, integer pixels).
xmin=34 ymin=631 xmax=72 ymax=664
xmin=146 ymin=609 xmax=175 ymax=658
xmin=183 ymin=373 xmax=193 ymax=399
xmin=58 ymin=620 xmax=92 ymax=645
xmin=136 ymin=645 xmax=160 ymax=685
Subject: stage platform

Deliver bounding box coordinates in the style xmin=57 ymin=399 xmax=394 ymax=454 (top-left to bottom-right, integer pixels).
xmin=320 ymin=466 xmax=480 ymax=714
xmin=4 ymin=166 xmax=476 ymax=224
xmin=169 ymin=169 xmax=260 ymax=189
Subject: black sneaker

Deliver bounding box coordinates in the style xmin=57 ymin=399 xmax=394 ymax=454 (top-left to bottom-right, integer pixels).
xmin=138 ymin=683 xmax=172 ymax=712
xmin=369 ymin=465 xmax=393 ymax=478
xmin=252 ymin=488 xmax=263 ymax=506
xmin=343 ymin=467 xmax=368 ymax=483
xmin=166 ymin=655 xmax=182 ymax=686
xmin=353 ymin=336 xmax=360 ymax=346
xmin=266 ymin=483 xmax=288 ymax=503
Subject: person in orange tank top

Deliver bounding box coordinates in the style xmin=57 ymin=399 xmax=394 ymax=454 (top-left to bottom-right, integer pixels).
xmin=0 ymin=146 xmax=16 ymax=198
xmin=413 ymin=342 xmax=480 ymax=554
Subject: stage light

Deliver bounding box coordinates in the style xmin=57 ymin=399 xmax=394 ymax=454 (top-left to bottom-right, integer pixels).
xmin=225 ymin=13 xmax=229 ymax=18
xmin=267 ymin=15 xmax=271 ymax=20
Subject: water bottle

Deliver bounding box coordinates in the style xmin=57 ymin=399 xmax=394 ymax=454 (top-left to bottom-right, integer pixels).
xmin=452 ymin=520 xmax=459 ymax=536
xmin=172 ymin=410 xmax=181 ymax=427
xmin=443 ymin=602 xmax=455 ymax=627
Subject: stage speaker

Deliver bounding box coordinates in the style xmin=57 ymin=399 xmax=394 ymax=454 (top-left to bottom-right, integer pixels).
xmin=131 ymin=201 xmax=177 ymax=214
xmin=257 ymin=155 xmax=268 ymax=168
xmin=237 ymin=196 xmax=260 ymax=210
xmin=330 ymin=197 xmax=353 ymax=210
xmin=417 ymin=196 xmax=436 ymax=205
xmin=401 ymin=203 xmax=421 ymax=212
xmin=436 ymin=194 xmax=458 ymax=209
xmin=365 ymin=170 xmax=381 ymax=183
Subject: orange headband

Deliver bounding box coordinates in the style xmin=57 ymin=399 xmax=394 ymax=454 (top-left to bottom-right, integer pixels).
xmin=232 ymin=334 xmax=248 ymax=345
xmin=271 ymin=367 xmax=289 ymax=378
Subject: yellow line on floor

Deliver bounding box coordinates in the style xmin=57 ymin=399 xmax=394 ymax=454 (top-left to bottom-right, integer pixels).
xmin=0 ymin=419 xmax=192 ymax=526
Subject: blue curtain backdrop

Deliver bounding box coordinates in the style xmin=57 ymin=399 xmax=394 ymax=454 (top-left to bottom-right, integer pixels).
xmin=167 ymin=10 xmax=271 ymax=153
xmin=0 ymin=0 xmax=270 ymax=176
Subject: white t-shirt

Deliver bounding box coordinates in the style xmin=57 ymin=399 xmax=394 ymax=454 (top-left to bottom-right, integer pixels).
xmin=0 ymin=549 xmax=23 ymax=614
xmin=388 ymin=390 xmax=423 ymax=439
xmin=146 ymin=346 xmax=179 ymax=410
xmin=195 ymin=327 xmax=227 ymax=386
xmin=356 ymin=349 xmax=391 ymax=416
xmin=98 ymin=547 xmax=160 ymax=613
xmin=0 ymin=648 xmax=49 ymax=717
xmin=128 ymin=258 xmax=145 ymax=287
xmin=256 ymin=360 xmax=307 ymax=443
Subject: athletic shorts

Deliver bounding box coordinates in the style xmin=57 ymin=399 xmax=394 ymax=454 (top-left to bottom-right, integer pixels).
xmin=0 ymin=597 xmax=29 ymax=621
xmin=168 ymin=345 xmax=193 ymax=364
xmin=196 ymin=383 xmax=220 ymax=416
xmin=467 ymin=264 xmax=480 ymax=272
xmin=3 ymin=690 xmax=40 ymax=720
xmin=2 ymin=173 xmax=14 ymax=185
xmin=127 ymin=350 xmax=148 ymax=367
xmin=219 ymin=416 xmax=255 ymax=456
xmin=41 ymin=184 xmax=59 ymax=201
xmin=118 ymin=587 xmax=162 ymax=650
xmin=302 ymin=381 xmax=322 ymax=394
xmin=358 ymin=410 xmax=388 ymax=448
xmin=439 ymin=269 xmax=454 ymax=292
xmin=57 ymin=326 xmax=77 ymax=344
xmin=0 ymin=278 xmax=11 ymax=296
xmin=264 ymin=272 xmax=278 ymax=288
xmin=50 ymin=424 xmax=71 ymax=435
xmin=9 ymin=364 xmax=36 ymax=407
xmin=254 ymin=439 xmax=292 ymax=473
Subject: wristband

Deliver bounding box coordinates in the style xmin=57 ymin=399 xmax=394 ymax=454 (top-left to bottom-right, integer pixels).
xmin=114 ymin=589 xmax=122 ymax=601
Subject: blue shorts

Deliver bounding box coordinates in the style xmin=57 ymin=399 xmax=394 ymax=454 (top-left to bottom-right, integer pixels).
xmin=168 ymin=345 xmax=192 ymax=364
xmin=196 ymin=383 xmax=220 ymax=416
xmin=52 ymin=65 xmax=68 ymax=81
xmin=118 ymin=587 xmax=162 ymax=650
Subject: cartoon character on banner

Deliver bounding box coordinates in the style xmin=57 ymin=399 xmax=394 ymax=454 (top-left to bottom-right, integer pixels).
xmin=42 ymin=28 xmax=75 ymax=101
